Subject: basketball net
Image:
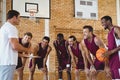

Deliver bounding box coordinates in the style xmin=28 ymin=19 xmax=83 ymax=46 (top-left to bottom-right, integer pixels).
xmin=28 ymin=9 xmax=36 ymax=21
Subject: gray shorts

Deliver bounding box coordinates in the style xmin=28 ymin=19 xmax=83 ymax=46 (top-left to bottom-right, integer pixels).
xmin=0 ymin=65 xmax=16 ymax=80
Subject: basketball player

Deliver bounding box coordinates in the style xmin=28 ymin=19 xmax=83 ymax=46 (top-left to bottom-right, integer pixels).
xmin=16 ymin=32 xmax=32 ymax=80
xmin=29 ymin=36 xmax=52 ymax=80
xmin=68 ymin=35 xmax=89 ymax=80
xmin=81 ymin=25 xmax=111 ymax=80
xmin=101 ymin=16 xmax=120 ymax=80
xmin=53 ymin=33 xmax=71 ymax=80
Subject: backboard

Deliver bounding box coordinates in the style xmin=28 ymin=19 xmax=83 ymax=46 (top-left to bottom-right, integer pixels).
xmin=12 ymin=0 xmax=50 ymax=19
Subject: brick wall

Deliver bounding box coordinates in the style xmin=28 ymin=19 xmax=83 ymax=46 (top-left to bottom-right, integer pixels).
xmin=6 ymin=0 xmax=117 ymax=72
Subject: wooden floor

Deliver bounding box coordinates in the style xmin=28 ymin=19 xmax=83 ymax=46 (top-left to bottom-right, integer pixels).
xmin=14 ymin=70 xmax=108 ymax=80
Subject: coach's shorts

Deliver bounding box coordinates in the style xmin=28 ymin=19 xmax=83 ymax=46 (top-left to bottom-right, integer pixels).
xmin=0 ymin=65 xmax=16 ymax=80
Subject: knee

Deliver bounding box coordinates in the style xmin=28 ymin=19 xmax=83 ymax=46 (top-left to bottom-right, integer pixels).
xmin=75 ymin=69 xmax=79 ymax=75
xmin=90 ymin=72 xmax=96 ymax=76
xmin=29 ymin=69 xmax=35 ymax=73
xmin=21 ymin=66 xmax=24 ymax=70
xmin=67 ymin=70 xmax=71 ymax=73
xmin=85 ymin=72 xmax=90 ymax=77
xmin=43 ymin=71 xmax=48 ymax=75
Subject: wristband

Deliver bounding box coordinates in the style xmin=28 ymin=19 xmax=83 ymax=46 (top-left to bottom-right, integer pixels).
xmin=66 ymin=64 xmax=70 ymax=67
xmin=90 ymin=65 xmax=95 ymax=69
xmin=30 ymin=53 xmax=33 ymax=59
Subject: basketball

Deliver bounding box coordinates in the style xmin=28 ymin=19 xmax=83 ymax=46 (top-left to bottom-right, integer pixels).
xmin=96 ymin=48 xmax=107 ymax=62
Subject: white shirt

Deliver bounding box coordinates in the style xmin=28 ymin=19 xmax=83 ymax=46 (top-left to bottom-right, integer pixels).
xmin=114 ymin=33 xmax=120 ymax=76
xmin=114 ymin=34 xmax=120 ymax=61
xmin=0 ymin=22 xmax=18 ymax=65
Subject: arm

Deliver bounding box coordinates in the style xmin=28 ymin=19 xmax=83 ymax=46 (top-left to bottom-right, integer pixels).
xmin=81 ymin=40 xmax=93 ymax=66
xmin=43 ymin=46 xmax=52 ymax=68
xmin=94 ymin=36 xmax=105 ymax=48
xmin=65 ymin=41 xmax=71 ymax=64
xmin=114 ymin=26 xmax=120 ymax=39
xmin=30 ymin=44 xmax=39 ymax=71
xmin=30 ymin=43 xmax=40 ymax=58
xmin=9 ymin=38 xmax=29 ymax=52
xmin=106 ymin=26 xmax=120 ymax=55
xmin=68 ymin=45 xmax=77 ymax=68
xmin=24 ymin=42 xmax=31 ymax=54
xmin=18 ymin=53 xmax=29 ymax=57
xmin=79 ymin=43 xmax=88 ymax=69
xmin=53 ymin=41 xmax=61 ymax=65
xmin=53 ymin=41 xmax=61 ymax=57
xmin=106 ymin=47 xmax=120 ymax=56
xmin=94 ymin=37 xmax=110 ymax=70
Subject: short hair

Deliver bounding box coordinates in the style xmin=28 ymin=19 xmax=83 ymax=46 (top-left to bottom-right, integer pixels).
xmin=57 ymin=33 xmax=64 ymax=38
xmin=43 ymin=36 xmax=50 ymax=43
xmin=83 ymin=25 xmax=93 ymax=32
xmin=24 ymin=32 xmax=33 ymax=38
xmin=7 ymin=10 xmax=20 ymax=19
xmin=69 ymin=35 xmax=76 ymax=41
xmin=101 ymin=15 xmax=112 ymax=23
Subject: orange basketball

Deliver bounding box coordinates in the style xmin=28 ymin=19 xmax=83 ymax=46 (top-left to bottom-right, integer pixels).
xmin=96 ymin=48 xmax=107 ymax=62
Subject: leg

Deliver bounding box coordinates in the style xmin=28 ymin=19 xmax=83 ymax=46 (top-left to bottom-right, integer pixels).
xmin=41 ymin=67 xmax=48 ymax=80
xmin=22 ymin=57 xmax=27 ymax=67
xmin=75 ymin=69 xmax=80 ymax=80
xmin=85 ymin=71 xmax=91 ymax=80
xmin=58 ymin=66 xmax=63 ymax=80
xmin=67 ymin=70 xmax=71 ymax=80
xmin=66 ymin=67 xmax=71 ymax=80
xmin=16 ymin=57 xmax=24 ymax=80
xmin=16 ymin=67 xmax=24 ymax=80
xmin=90 ymin=71 xmax=98 ymax=80
xmin=29 ymin=67 xmax=35 ymax=80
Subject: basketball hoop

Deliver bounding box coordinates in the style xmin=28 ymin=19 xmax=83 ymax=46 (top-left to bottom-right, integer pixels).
xmin=28 ymin=9 xmax=37 ymax=21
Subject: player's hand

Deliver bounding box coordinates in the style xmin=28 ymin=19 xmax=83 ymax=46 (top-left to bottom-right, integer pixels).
xmin=29 ymin=54 xmax=34 ymax=59
xmin=90 ymin=65 xmax=96 ymax=74
xmin=101 ymin=51 xmax=110 ymax=58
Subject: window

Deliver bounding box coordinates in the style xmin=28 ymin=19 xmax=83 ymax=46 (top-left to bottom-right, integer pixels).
xmin=74 ymin=0 xmax=98 ymax=20
xmin=80 ymin=1 xmax=86 ymax=5
xmin=77 ymin=12 xmax=83 ymax=17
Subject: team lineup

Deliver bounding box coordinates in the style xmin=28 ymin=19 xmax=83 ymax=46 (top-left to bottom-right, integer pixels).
xmin=0 ymin=10 xmax=120 ymax=80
